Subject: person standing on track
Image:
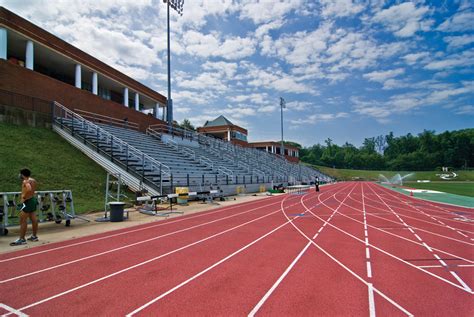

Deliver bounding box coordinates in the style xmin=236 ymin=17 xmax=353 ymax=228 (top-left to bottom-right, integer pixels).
xmin=10 ymin=168 xmax=39 ymax=246
xmin=315 ymin=176 xmax=320 ymax=192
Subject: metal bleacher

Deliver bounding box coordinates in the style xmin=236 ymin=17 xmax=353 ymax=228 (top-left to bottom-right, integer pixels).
xmin=52 ymin=102 xmax=331 ymax=195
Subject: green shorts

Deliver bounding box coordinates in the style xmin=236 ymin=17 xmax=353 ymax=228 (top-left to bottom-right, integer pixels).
xmin=21 ymin=197 xmax=38 ymax=213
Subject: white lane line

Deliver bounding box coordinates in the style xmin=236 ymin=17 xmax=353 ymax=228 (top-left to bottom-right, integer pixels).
xmin=329 ymin=195 xmax=474 ymax=264
xmin=366 ymin=248 xmax=371 ymax=259
xmin=127 ymin=219 xmax=293 ymax=316
xmin=373 ymin=185 xmax=473 ymax=238
xmin=0 ymin=194 xmax=288 ymax=263
xmin=450 ymin=271 xmax=473 ymax=292
xmin=365 ymin=238 xmax=369 ymax=246
xmin=367 ymin=262 xmax=373 ymax=278
xmin=457 ymin=231 xmax=468 ymax=238
xmin=297 ymin=194 xmax=413 ymax=316
xmin=368 ymin=183 xmax=473 ymax=293
xmin=248 ymin=241 xmax=312 ymax=317
xmin=418 ymin=264 xmax=474 ymax=268
xmin=311 ymin=188 xmax=473 ymax=293
xmin=11 ymin=200 xmax=292 ymax=314
xmin=1 ymin=199 xmax=295 ymax=284
xmin=246 ymin=184 xmax=357 ymax=317
xmin=0 ymin=303 xmax=28 ymax=317
xmin=422 ymin=243 xmax=433 ymax=252
xmin=127 ymin=186 xmax=351 ymax=317
xmin=407 ymin=228 xmax=415 ymax=234
xmin=368 ymin=283 xmax=376 ymax=317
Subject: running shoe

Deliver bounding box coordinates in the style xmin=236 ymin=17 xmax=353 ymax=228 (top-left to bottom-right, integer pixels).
xmin=27 ymin=235 xmax=39 ymax=242
xmin=10 ymin=238 xmax=27 ymax=246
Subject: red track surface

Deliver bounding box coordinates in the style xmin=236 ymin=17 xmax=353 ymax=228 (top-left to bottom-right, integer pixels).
xmin=0 ymin=182 xmax=473 ymax=316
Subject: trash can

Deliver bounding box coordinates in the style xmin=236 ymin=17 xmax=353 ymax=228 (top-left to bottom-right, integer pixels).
xmin=109 ymin=202 xmax=125 ymax=222
xmin=176 ymin=187 xmax=189 ymax=205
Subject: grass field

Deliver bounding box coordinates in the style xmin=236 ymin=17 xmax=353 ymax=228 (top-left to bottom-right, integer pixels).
xmin=403 ymin=182 xmax=474 ymax=197
xmin=315 ymin=165 xmax=474 ymax=182
xmin=0 ymin=122 xmax=110 ymax=214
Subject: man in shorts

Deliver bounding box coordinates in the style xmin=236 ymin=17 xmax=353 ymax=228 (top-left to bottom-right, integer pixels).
xmin=10 ymin=168 xmax=39 ymax=246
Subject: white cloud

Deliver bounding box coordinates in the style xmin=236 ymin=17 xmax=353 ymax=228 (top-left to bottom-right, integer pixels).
xmin=239 ymin=0 xmax=303 ymax=24
xmin=320 ymin=0 xmax=365 ymax=18
xmin=402 ymin=52 xmax=430 ymax=65
xmin=363 ymin=68 xmax=405 ymax=83
xmin=437 ymin=10 xmax=474 ymax=32
xmin=455 ymin=105 xmax=474 ymax=115
xmin=443 ymin=35 xmax=474 ymax=49
xmin=424 ymin=50 xmax=474 ymax=70
xmin=372 ymin=2 xmax=431 ymax=37
xmin=291 ymin=112 xmax=349 ymax=125
xmin=182 ymin=30 xmax=256 ymax=60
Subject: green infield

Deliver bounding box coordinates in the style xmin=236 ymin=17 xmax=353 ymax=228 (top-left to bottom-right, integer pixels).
xmin=0 ymin=122 xmax=109 ymax=214
xmin=314 ymin=165 xmax=474 ymax=182
xmin=404 ymin=182 xmax=474 ymax=197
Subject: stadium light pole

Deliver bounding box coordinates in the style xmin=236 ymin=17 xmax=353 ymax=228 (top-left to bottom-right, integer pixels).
xmin=280 ymin=97 xmax=286 ymax=159
xmin=163 ymin=0 xmax=184 ymax=130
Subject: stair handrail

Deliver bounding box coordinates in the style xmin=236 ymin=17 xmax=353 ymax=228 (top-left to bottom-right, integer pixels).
xmin=53 ymin=102 xmax=171 ymax=179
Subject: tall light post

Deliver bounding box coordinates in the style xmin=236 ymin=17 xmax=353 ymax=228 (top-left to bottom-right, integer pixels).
xmin=280 ymin=97 xmax=286 ymax=159
xmin=163 ymin=0 xmax=184 ymax=129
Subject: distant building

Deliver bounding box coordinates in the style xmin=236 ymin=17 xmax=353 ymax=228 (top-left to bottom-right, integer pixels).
xmin=197 ymin=115 xmax=248 ymax=146
xmin=248 ymin=141 xmax=299 ymax=163
xmin=198 ymin=115 xmax=299 ymax=163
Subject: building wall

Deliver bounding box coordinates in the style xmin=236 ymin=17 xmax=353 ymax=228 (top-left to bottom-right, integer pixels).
xmin=0 ymin=7 xmax=166 ymax=105
xmin=0 ymin=60 xmax=166 ymax=132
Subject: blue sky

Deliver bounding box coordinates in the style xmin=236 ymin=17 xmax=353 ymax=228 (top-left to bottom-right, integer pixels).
xmin=2 ymin=0 xmax=473 ymax=146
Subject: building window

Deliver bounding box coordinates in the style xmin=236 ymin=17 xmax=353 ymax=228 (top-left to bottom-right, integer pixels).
xmin=99 ymin=87 xmax=111 ymax=100
xmin=231 ymin=131 xmax=247 ymax=142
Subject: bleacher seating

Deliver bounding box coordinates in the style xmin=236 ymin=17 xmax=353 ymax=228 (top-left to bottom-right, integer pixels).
xmin=52 ymin=104 xmax=332 ymax=194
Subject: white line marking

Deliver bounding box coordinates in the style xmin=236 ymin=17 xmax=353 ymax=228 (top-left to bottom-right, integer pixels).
xmin=457 ymin=231 xmax=468 ymax=237
xmin=365 ymin=237 xmax=369 ymax=246
xmin=318 ymin=227 xmax=323 ymax=233
xmin=1 ymin=201 xmax=289 ymax=284
xmin=127 ymin=218 xmax=292 ymax=316
xmin=367 ymin=261 xmax=373 ymax=278
xmin=12 ymin=205 xmax=289 ymax=313
xmin=366 ymin=247 xmax=371 ymax=259
xmin=407 ymin=228 xmax=415 ymax=234
xmin=450 ymin=271 xmax=473 ymax=292
xmin=368 ymin=283 xmax=376 ymax=317
xmin=0 ymin=303 xmax=28 ymax=317
xmin=248 ymin=241 xmax=312 ymax=317
xmin=414 ymin=234 xmax=423 ymax=241
xmin=0 ymin=195 xmax=286 ymax=263
xmin=422 ymin=243 xmax=433 ymax=252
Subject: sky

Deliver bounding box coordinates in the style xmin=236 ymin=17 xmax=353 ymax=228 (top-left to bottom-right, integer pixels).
xmin=1 ymin=0 xmax=473 ymax=147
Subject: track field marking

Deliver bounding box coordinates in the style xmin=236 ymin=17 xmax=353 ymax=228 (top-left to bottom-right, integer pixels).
xmin=12 ymin=185 xmax=350 ymax=315
xmin=10 ymin=195 xmax=299 ymax=314
xmin=0 ymin=304 xmax=28 ymax=317
xmin=0 ymin=193 xmax=292 ymax=263
xmin=128 ymin=184 xmax=353 ymax=316
xmin=0 ymin=197 xmax=307 ymax=284
xmin=247 ymin=182 xmax=358 ymax=316
xmin=366 ymin=183 xmax=473 ymax=293
xmin=311 ymin=187 xmax=473 ymax=294
xmin=330 ymin=200 xmax=474 ymax=264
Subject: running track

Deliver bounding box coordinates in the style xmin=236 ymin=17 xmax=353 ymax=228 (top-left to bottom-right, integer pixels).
xmin=0 ymin=182 xmax=473 ymax=316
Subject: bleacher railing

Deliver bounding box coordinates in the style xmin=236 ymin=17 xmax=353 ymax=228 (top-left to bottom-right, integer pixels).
xmin=52 ymin=102 xmax=170 ymax=193
xmin=74 ymin=109 xmax=140 ymax=130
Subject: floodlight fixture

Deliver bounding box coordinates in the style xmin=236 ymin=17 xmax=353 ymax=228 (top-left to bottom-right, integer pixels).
xmin=163 ymin=0 xmax=184 ymax=128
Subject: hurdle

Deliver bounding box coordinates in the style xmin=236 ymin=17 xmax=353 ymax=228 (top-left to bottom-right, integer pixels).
xmin=137 ymin=189 xmax=222 ymax=217
xmin=286 ymin=184 xmax=311 ymax=195
xmin=0 ymin=190 xmax=88 ymax=235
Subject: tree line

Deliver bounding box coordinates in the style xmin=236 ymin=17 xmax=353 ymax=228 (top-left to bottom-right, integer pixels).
xmin=298 ymin=129 xmax=473 ymax=171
